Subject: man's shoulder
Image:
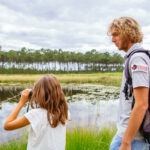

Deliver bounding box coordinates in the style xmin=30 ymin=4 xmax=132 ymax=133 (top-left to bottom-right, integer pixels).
xmin=129 ymin=51 xmax=150 ymax=65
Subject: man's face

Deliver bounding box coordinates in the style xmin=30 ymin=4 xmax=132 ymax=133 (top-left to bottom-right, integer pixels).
xmin=111 ymin=28 xmax=129 ymax=52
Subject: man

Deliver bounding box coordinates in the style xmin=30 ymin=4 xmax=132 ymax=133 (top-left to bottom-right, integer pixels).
xmin=108 ymin=17 xmax=150 ymax=150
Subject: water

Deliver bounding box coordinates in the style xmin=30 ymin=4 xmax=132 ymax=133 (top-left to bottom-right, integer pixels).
xmin=0 ymin=102 xmax=27 ymax=144
xmin=0 ymin=83 xmax=120 ymax=144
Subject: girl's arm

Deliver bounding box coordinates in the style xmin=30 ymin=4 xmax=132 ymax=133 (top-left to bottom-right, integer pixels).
xmin=4 ymin=89 xmax=31 ymax=130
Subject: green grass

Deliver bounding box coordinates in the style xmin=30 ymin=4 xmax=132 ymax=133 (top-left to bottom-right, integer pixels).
xmin=66 ymin=127 xmax=116 ymax=150
xmin=0 ymin=141 xmax=27 ymax=150
xmin=0 ymin=132 xmax=28 ymax=150
xmin=0 ymin=127 xmax=116 ymax=150
xmin=0 ymin=72 xmax=123 ymax=86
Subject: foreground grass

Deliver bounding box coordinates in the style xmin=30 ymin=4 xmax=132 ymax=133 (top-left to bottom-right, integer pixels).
xmin=0 ymin=127 xmax=116 ymax=150
xmin=66 ymin=127 xmax=116 ymax=150
xmin=0 ymin=72 xmax=122 ymax=86
xmin=0 ymin=132 xmax=28 ymax=150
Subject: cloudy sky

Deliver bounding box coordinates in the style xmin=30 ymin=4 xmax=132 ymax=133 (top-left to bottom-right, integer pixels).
xmin=0 ymin=0 xmax=150 ymax=53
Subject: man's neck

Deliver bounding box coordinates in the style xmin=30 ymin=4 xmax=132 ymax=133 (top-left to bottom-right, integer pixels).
xmin=124 ymin=42 xmax=134 ymax=52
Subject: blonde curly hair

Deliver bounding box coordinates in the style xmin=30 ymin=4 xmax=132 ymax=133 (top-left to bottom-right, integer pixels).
xmin=108 ymin=17 xmax=143 ymax=43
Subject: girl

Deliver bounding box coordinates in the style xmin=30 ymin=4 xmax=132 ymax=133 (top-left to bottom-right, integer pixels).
xmin=4 ymin=74 xmax=69 ymax=150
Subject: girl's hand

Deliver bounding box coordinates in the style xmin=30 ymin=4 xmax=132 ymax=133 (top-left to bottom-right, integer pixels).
xmin=4 ymin=88 xmax=31 ymax=130
xmin=19 ymin=89 xmax=32 ymax=105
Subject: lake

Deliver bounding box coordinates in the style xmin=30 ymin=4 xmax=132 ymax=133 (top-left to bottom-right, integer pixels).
xmin=0 ymin=83 xmax=120 ymax=143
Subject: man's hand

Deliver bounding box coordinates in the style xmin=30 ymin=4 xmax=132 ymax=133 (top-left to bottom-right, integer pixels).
xmin=119 ymin=143 xmax=131 ymax=150
xmin=119 ymin=87 xmax=148 ymax=150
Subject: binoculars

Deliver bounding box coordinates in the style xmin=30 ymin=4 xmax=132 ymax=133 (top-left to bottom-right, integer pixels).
xmin=28 ymin=90 xmax=33 ymax=99
xmin=19 ymin=90 xmax=33 ymax=112
xmin=20 ymin=89 xmax=33 ymax=100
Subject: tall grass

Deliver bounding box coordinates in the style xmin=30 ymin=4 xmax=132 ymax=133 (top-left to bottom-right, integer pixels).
xmin=0 ymin=73 xmax=122 ymax=86
xmin=0 ymin=133 xmax=28 ymax=150
xmin=0 ymin=140 xmax=27 ymax=150
xmin=66 ymin=127 xmax=116 ymax=150
xmin=0 ymin=127 xmax=116 ymax=150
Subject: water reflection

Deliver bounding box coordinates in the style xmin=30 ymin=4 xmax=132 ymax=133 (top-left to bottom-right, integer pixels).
xmin=68 ymin=100 xmax=118 ymax=128
xmin=0 ymin=84 xmax=120 ymax=104
xmin=0 ymin=86 xmax=86 ymax=104
xmin=0 ymin=87 xmax=24 ymax=102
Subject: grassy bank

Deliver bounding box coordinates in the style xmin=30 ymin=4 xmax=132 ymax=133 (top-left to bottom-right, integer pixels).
xmin=66 ymin=127 xmax=116 ymax=150
xmin=0 ymin=127 xmax=116 ymax=150
xmin=0 ymin=72 xmax=122 ymax=86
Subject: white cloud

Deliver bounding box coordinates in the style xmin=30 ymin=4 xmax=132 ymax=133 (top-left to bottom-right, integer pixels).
xmin=0 ymin=0 xmax=150 ymax=52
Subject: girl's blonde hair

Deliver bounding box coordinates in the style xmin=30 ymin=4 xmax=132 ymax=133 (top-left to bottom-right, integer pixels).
xmin=30 ymin=74 xmax=68 ymax=128
xmin=108 ymin=17 xmax=143 ymax=43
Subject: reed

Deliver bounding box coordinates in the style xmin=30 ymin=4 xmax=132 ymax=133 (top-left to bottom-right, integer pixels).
xmin=66 ymin=127 xmax=116 ymax=150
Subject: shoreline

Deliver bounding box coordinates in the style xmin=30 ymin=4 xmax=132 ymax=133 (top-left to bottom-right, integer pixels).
xmin=0 ymin=72 xmax=122 ymax=87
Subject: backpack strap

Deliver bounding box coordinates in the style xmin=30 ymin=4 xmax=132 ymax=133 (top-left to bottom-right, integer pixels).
xmin=123 ymin=49 xmax=150 ymax=100
xmin=125 ymin=49 xmax=150 ymax=85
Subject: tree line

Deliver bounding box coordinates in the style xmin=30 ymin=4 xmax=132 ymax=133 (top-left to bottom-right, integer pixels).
xmin=0 ymin=47 xmax=124 ymax=73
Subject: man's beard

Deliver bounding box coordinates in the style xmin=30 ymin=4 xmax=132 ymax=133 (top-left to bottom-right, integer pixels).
xmin=119 ymin=37 xmax=129 ymax=51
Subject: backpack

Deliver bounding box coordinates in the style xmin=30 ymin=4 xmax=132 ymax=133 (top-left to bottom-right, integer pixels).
xmin=123 ymin=49 xmax=150 ymax=143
